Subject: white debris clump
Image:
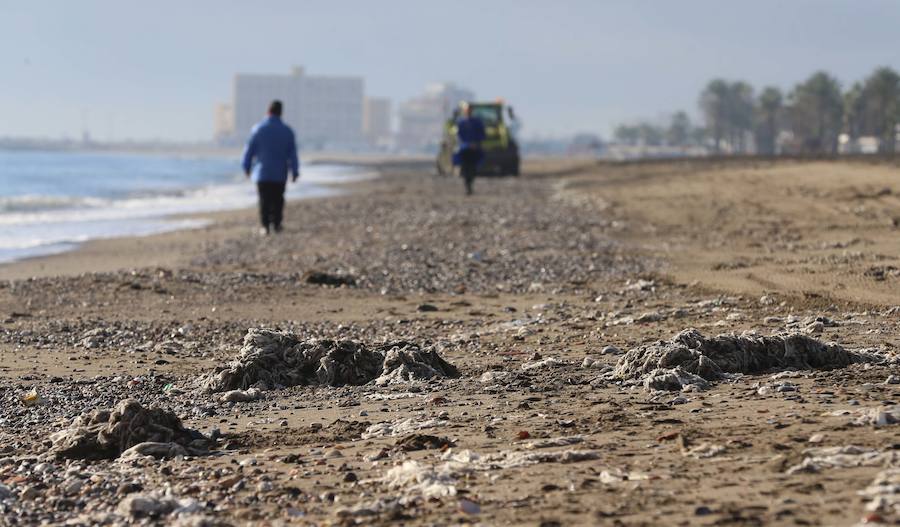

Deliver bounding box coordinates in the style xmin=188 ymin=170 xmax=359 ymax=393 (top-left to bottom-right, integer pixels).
xmin=361 ymin=416 xmax=449 ymax=439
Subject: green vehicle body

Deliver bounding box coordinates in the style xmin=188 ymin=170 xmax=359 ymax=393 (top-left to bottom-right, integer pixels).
xmin=436 ymin=102 xmax=520 ymax=176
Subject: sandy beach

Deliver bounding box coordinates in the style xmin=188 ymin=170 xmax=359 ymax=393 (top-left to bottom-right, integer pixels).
xmin=1 ymin=157 xmax=899 ymax=526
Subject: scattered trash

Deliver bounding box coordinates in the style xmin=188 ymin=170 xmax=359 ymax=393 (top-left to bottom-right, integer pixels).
xmin=199 ymin=329 xmax=459 ymax=392
xmin=635 ymin=311 xmax=665 ymax=323
xmin=852 ymin=406 xmax=900 ymax=427
xmin=119 ymin=442 xmax=191 ymax=461
xmin=598 ymin=468 xmax=650 ymax=484
xmin=786 ymin=446 xmax=900 ymax=474
xmin=524 ymin=436 xmax=584 ymax=449
xmin=362 ymin=416 xmax=448 ymax=439
xmin=683 ymin=443 xmax=726 ymax=459
xmin=49 ymin=399 xmax=210 ymax=460
xmin=643 ymin=367 xmax=710 ymax=391
xmin=364 ymin=392 xmax=420 ymax=401
xmin=614 ymin=328 xmax=881 ymax=391
xmin=480 ymin=370 xmax=513 ymax=384
xmin=522 ymin=357 xmax=563 ymax=371
xmin=380 ymin=460 xmax=457 ymax=499
xmin=858 ymin=469 xmax=900 ymax=517
xmin=20 ymin=388 xmax=42 ymax=407
xmin=303 ymin=271 xmax=356 ymax=287
xmin=218 ymin=387 xmax=262 ymax=403
xmin=441 ymin=448 xmax=600 ymax=470
xmin=395 ymin=434 xmax=454 ymax=452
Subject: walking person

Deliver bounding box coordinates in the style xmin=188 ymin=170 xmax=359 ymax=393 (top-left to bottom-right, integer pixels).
xmin=453 ymin=104 xmax=486 ymax=195
xmin=241 ymin=100 xmax=299 ymax=234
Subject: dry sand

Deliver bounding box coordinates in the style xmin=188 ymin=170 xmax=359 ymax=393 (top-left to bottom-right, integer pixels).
xmin=0 ymin=157 xmax=898 ymax=526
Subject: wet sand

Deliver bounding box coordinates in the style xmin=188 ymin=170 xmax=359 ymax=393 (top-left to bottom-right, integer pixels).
xmin=0 ymin=157 xmax=898 ymax=526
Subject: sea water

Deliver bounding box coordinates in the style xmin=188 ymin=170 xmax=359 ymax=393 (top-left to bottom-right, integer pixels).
xmin=0 ymin=149 xmax=368 ymax=263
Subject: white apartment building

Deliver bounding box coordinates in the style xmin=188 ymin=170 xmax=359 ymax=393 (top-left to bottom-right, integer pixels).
xmin=228 ymin=66 xmax=365 ymax=149
xmin=396 ymin=83 xmax=475 ymax=152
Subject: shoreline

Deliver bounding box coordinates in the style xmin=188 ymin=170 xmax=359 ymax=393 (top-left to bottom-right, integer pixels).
xmin=0 ymin=161 xmax=382 ymax=279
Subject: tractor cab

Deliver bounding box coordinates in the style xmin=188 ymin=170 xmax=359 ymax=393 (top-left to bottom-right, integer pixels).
xmin=437 ymin=101 xmax=520 ymax=176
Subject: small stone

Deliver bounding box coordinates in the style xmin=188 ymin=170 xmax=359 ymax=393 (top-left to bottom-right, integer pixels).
xmin=459 ymin=499 xmax=481 ymax=515
xmin=257 ymin=481 xmax=273 ymax=492
xmin=117 ymin=494 xmax=174 ymax=518
xmin=805 ymin=321 xmax=824 ymax=334
xmin=219 ymin=475 xmax=242 ymax=489
xmin=18 ymin=485 xmax=39 ymax=500
xmin=324 ymin=448 xmax=344 ymax=459
xmin=343 ymin=472 xmax=358 ymax=483
xmin=601 ymin=345 xmax=621 ymax=355
xmin=64 ymin=479 xmax=84 ymax=496
xmin=117 ymin=482 xmax=143 ymax=496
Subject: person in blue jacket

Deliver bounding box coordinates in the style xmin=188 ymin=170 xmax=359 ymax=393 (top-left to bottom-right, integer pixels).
xmin=454 ymin=104 xmax=486 ymax=195
xmin=241 ymin=100 xmax=299 ymax=234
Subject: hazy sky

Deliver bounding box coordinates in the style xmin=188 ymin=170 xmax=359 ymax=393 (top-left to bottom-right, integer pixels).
xmin=1 ymin=1 xmax=898 ymax=142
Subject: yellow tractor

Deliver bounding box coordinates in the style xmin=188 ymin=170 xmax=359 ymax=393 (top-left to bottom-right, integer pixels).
xmin=437 ymin=101 xmax=520 ymax=176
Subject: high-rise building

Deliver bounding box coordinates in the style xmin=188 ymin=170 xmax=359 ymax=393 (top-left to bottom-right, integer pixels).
xmin=396 ymin=82 xmax=475 ymax=152
xmin=363 ymin=97 xmax=392 ymax=148
xmin=223 ymin=66 xmax=365 ymax=149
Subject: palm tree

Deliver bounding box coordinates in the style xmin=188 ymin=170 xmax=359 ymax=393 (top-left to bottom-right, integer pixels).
xmin=843 ymin=82 xmax=866 ymax=141
xmin=727 ymin=81 xmax=755 ymax=153
xmin=667 ymin=111 xmax=692 ymax=147
xmin=788 ymin=71 xmax=843 ymax=153
xmin=754 ymin=87 xmax=783 ymax=155
xmin=861 ymin=67 xmax=900 ymax=152
xmin=700 ymin=79 xmax=730 ymax=153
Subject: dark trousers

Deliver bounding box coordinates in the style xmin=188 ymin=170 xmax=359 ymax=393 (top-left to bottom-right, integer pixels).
xmin=257 ymin=181 xmax=286 ymax=230
xmin=459 ymin=148 xmax=480 ymax=194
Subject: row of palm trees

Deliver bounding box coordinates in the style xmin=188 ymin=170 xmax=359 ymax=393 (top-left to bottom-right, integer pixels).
xmin=614 ymin=66 xmax=899 ymax=155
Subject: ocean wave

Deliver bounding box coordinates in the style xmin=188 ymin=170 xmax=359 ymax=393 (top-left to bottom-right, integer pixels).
xmin=0 ymin=163 xmax=373 ymax=263
xmin=0 ymin=194 xmax=110 ymax=213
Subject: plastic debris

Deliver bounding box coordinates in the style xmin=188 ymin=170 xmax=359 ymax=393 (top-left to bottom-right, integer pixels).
xmin=524 ymin=436 xmax=584 ymax=449
xmin=441 ymin=448 xmax=600 ymax=470
xmin=361 ymin=416 xmax=448 ymax=439
xmin=852 ymin=406 xmax=900 ymax=427
xmin=380 ymin=460 xmax=457 ymax=499
xmin=521 ymin=357 xmax=563 ymax=371
xmin=21 ymin=388 xmax=42 ymax=407
xmin=684 ymin=443 xmax=726 ymax=459
xmin=786 ymin=446 xmax=900 ymax=474
xmin=218 ymin=388 xmax=262 ymax=403
xmin=858 ymin=469 xmax=900 ymax=517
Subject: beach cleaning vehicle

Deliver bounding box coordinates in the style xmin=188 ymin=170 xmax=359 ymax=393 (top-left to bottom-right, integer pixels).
xmin=436 ymin=100 xmax=520 ymax=177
